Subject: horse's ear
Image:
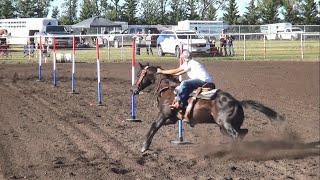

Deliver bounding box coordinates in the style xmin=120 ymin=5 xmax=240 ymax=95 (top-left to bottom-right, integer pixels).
xmin=139 ymin=63 xmax=144 ymax=69
xmin=146 ymin=62 xmax=150 ymax=66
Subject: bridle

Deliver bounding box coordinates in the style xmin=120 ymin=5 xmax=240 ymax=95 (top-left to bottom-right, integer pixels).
xmin=135 ymin=66 xmax=174 ymax=95
xmin=135 ymin=66 xmax=149 ymax=88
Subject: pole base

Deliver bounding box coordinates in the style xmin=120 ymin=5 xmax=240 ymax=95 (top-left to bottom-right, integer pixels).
xmin=171 ymin=140 xmax=191 ymax=145
xmin=126 ymin=116 xmax=142 ymax=122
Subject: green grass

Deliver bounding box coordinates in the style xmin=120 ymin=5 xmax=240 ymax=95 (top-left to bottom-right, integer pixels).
xmin=0 ymin=39 xmax=319 ymax=63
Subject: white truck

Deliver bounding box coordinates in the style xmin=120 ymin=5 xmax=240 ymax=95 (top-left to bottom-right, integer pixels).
xmin=260 ymin=23 xmax=304 ymax=40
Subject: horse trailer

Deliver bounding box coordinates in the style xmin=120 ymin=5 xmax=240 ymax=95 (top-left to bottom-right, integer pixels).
xmin=0 ymin=18 xmax=58 ymax=45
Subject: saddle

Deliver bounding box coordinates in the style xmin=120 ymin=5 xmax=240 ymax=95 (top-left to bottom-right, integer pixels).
xmin=173 ymin=83 xmax=219 ymax=125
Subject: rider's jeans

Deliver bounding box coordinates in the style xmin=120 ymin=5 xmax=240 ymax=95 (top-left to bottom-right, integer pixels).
xmin=177 ymin=79 xmax=206 ymax=106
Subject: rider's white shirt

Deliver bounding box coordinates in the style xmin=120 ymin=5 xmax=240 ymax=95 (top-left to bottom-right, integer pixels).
xmin=180 ymin=59 xmax=213 ymax=83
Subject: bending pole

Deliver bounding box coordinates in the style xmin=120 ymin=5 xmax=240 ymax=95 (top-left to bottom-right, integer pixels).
xmin=96 ymin=38 xmax=102 ymax=105
xmin=171 ymin=42 xmax=189 ymax=145
xmin=53 ymin=37 xmax=57 ymax=87
xmin=69 ymin=35 xmax=77 ymax=94
xmin=126 ymin=37 xmax=141 ymax=122
xmin=37 ymin=36 xmax=42 ymax=81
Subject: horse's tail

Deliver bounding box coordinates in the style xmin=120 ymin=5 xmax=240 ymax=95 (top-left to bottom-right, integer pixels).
xmin=240 ymin=100 xmax=285 ymax=122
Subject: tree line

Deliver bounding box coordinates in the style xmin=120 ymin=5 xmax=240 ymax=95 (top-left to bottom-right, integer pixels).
xmin=0 ymin=0 xmax=319 ymax=26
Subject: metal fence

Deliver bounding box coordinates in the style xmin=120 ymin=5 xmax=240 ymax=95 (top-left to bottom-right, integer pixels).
xmin=0 ymin=31 xmax=319 ymax=62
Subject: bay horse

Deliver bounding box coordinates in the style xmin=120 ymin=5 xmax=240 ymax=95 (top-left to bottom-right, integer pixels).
xmin=132 ymin=63 xmax=285 ymax=153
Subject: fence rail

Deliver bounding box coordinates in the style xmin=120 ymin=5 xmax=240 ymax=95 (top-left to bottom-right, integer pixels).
xmin=0 ymin=32 xmax=319 ymax=62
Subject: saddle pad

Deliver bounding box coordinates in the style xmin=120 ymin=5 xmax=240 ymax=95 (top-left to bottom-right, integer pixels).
xmin=174 ymin=86 xmax=219 ymax=100
xmin=191 ymin=88 xmax=219 ymax=100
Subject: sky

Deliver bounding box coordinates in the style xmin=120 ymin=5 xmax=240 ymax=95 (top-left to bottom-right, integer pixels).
xmin=49 ymin=0 xmax=251 ymax=19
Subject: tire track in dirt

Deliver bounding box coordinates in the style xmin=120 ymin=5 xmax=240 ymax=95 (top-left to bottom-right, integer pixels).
xmin=6 ymin=80 xmax=171 ymax=179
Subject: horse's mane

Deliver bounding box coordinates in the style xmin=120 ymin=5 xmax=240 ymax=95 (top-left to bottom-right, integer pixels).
xmin=154 ymin=66 xmax=180 ymax=85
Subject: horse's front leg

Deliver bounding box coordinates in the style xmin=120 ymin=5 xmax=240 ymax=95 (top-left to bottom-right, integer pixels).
xmin=141 ymin=112 xmax=170 ymax=152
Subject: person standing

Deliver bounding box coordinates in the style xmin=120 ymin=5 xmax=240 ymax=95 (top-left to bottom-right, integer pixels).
xmin=157 ymin=50 xmax=213 ymax=116
xmin=134 ymin=31 xmax=142 ymax=55
xmin=226 ymin=33 xmax=235 ymax=56
xmin=145 ymin=30 xmax=153 ymax=55
xmin=80 ymin=28 xmax=86 ymax=44
xmin=219 ymin=29 xmax=227 ymax=56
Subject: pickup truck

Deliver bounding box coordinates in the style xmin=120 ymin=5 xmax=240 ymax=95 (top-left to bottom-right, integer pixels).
xmin=35 ymin=25 xmax=73 ymax=47
xmin=278 ymin=27 xmax=304 ymax=40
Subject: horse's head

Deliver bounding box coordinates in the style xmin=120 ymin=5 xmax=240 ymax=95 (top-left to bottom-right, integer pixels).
xmin=131 ymin=63 xmax=159 ymax=95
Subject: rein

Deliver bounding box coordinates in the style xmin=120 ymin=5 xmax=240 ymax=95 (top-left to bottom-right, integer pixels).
xmin=135 ymin=66 xmax=148 ymax=86
xmin=136 ymin=65 xmax=178 ymax=95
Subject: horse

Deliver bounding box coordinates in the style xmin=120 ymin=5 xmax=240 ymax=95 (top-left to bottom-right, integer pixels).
xmin=132 ymin=63 xmax=285 ymax=153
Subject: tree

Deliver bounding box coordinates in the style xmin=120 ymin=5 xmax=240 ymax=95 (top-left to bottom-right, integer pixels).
xmin=257 ymin=0 xmax=281 ymax=24
xmin=60 ymin=0 xmax=78 ymax=25
xmin=198 ymin=0 xmax=225 ymax=20
xmin=0 ymin=0 xmax=15 ymax=18
xmin=51 ymin=6 xmax=59 ymax=19
xmin=185 ymin=0 xmax=200 ymax=20
xmin=158 ymin=0 xmax=169 ymax=24
xmin=101 ymin=0 xmax=122 ymax=21
xmin=139 ymin=0 xmax=160 ymax=24
xmin=243 ymin=0 xmax=259 ymax=25
xmin=207 ymin=4 xmax=217 ymax=20
xmin=121 ymin=0 xmax=138 ymax=24
xmin=281 ymin=0 xmax=300 ymax=24
xmin=301 ymin=0 xmax=317 ymax=25
xmin=34 ymin=0 xmax=53 ymax=18
xmin=168 ymin=0 xmax=186 ymax=24
xmin=16 ymin=0 xmax=36 ymax=18
xmin=79 ymin=0 xmax=96 ymax=21
xmin=223 ymin=0 xmax=240 ymax=25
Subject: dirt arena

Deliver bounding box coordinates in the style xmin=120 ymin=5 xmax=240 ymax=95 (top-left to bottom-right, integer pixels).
xmin=0 ymin=60 xmax=319 ymax=180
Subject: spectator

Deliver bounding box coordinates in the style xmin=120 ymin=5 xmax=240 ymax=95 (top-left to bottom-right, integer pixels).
xmin=145 ymin=30 xmax=153 ymax=55
xmin=193 ymin=27 xmax=199 ymax=34
xmin=226 ymin=34 xmax=235 ymax=56
xmin=80 ymin=28 xmax=86 ymax=44
xmin=134 ymin=31 xmax=142 ymax=55
xmin=219 ymin=29 xmax=227 ymax=56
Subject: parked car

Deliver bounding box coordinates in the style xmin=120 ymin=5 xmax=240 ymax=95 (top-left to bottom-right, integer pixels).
xmin=113 ymin=27 xmax=160 ymax=48
xmin=34 ymin=25 xmax=73 ymax=48
xmin=157 ymin=30 xmax=210 ymax=57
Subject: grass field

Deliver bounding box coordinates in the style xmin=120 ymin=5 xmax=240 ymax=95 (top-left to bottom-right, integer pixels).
xmin=0 ymin=39 xmax=319 ymax=63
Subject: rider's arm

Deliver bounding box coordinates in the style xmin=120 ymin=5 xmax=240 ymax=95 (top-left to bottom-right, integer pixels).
xmin=157 ymin=67 xmax=184 ymax=75
xmin=173 ymin=69 xmax=187 ymax=76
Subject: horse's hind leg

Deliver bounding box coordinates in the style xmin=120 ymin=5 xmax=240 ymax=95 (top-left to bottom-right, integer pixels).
xmin=141 ymin=113 xmax=169 ymax=152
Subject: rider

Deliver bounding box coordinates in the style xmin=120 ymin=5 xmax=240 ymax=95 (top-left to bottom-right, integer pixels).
xmin=157 ymin=50 xmax=213 ymax=112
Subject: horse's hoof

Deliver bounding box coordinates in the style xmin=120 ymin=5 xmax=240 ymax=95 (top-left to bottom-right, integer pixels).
xmin=141 ymin=146 xmax=147 ymax=153
xmin=141 ymin=143 xmax=148 ymax=153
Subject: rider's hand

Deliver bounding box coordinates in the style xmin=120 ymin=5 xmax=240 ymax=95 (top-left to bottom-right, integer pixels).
xmin=157 ymin=68 xmax=162 ymax=74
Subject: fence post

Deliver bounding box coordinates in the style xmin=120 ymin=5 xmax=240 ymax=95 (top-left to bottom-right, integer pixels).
xmin=300 ymin=33 xmax=304 ymax=60
xmin=264 ymin=34 xmax=266 ymax=59
xmin=243 ymin=34 xmax=246 ymax=60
